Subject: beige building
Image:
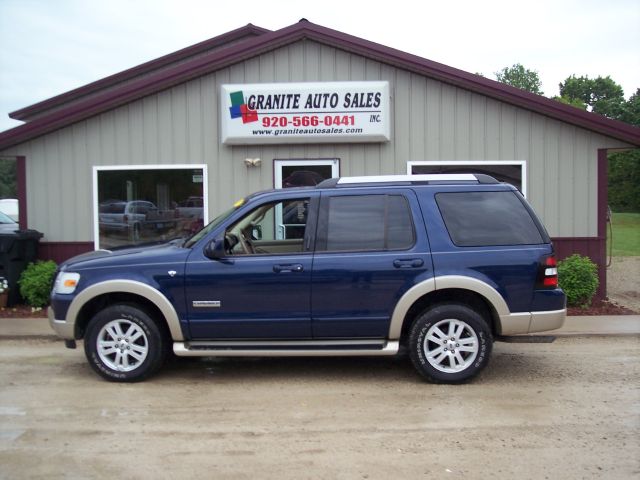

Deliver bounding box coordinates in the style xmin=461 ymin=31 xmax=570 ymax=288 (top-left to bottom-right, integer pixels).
xmin=1 ymin=20 xmax=639 ymax=297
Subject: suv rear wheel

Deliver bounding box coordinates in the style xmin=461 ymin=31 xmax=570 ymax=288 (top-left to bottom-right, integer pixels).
xmin=84 ymin=304 xmax=167 ymax=382
xmin=409 ymin=304 xmax=492 ymax=384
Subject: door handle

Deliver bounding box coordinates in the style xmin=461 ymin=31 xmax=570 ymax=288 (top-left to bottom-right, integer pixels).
xmin=273 ymin=263 xmax=304 ymax=273
xmin=393 ymin=258 xmax=424 ymax=268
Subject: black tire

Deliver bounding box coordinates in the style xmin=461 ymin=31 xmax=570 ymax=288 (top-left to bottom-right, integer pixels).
xmin=408 ymin=303 xmax=492 ymax=384
xmin=84 ymin=304 xmax=168 ymax=382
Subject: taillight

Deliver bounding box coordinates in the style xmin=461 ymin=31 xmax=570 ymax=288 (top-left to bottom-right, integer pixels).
xmin=537 ymin=254 xmax=558 ymax=289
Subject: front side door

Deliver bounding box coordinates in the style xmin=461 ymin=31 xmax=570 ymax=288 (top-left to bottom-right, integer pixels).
xmin=311 ymin=189 xmax=433 ymax=338
xmin=185 ymin=194 xmax=318 ymax=339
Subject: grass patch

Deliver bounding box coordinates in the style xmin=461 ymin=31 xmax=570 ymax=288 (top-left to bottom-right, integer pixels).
xmin=609 ymin=212 xmax=640 ymax=256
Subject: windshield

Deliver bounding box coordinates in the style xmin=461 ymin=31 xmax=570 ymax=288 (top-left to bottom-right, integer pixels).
xmin=183 ymin=202 xmax=244 ymax=248
xmin=0 ymin=211 xmax=16 ymax=224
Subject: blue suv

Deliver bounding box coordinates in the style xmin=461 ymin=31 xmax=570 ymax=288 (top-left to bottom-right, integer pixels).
xmin=49 ymin=174 xmax=566 ymax=383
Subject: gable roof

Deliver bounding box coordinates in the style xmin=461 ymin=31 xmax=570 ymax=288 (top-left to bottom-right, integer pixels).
xmin=1 ymin=19 xmax=638 ymax=150
xmin=8 ymin=23 xmax=270 ymax=122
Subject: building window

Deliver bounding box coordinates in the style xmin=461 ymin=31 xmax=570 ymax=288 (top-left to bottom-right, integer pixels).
xmin=93 ymin=165 xmax=207 ymax=250
xmin=274 ymin=159 xmax=339 ymax=189
xmin=407 ymin=161 xmax=527 ymax=197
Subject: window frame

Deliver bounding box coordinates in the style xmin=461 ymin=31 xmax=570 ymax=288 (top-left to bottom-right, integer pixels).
xmin=273 ymin=159 xmax=340 ymax=189
xmin=407 ymin=160 xmax=527 ymax=197
xmin=92 ymin=164 xmax=208 ymax=250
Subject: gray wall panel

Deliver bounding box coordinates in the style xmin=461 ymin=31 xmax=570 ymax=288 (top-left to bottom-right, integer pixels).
xmin=573 ymin=129 xmax=591 ymax=235
xmin=455 ymin=88 xmax=471 ymax=160
xmin=558 ymin=124 xmax=575 ymax=237
xmin=425 ymin=79 xmax=441 ymax=159
xmin=57 ymin=129 xmax=76 ymax=239
xmin=544 ymin=119 xmax=561 ymax=233
xmin=71 ymin=122 xmax=91 ymax=239
xmin=485 ymin=99 xmax=501 ymax=159
xmin=394 ymin=70 xmax=410 ymax=172
xmin=469 ymin=94 xmax=486 ymax=156
xmin=409 ymin=74 xmax=426 ymax=162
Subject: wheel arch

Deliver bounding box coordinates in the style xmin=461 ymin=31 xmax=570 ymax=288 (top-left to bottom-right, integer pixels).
xmin=388 ymin=276 xmax=510 ymax=341
xmin=68 ymin=280 xmax=183 ymax=341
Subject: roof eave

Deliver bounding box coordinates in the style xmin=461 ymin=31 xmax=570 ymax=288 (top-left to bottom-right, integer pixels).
xmin=8 ymin=23 xmax=270 ymax=122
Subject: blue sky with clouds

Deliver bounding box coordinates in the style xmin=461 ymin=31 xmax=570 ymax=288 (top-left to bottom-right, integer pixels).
xmin=1 ymin=0 xmax=638 ymax=132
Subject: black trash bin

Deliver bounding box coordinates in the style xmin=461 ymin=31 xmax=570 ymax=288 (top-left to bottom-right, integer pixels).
xmin=0 ymin=230 xmax=44 ymax=306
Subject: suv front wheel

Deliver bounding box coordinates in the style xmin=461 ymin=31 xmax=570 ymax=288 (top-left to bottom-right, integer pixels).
xmin=409 ymin=304 xmax=492 ymax=384
xmin=84 ymin=304 xmax=167 ymax=382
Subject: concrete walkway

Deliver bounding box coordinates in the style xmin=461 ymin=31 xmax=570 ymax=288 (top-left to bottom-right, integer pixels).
xmin=0 ymin=315 xmax=639 ymax=339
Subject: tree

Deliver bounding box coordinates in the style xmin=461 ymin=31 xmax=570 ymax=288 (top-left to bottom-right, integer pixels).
xmin=553 ymin=95 xmax=587 ymax=110
xmin=608 ymin=149 xmax=640 ymax=212
xmin=559 ymin=75 xmax=625 ymax=119
xmin=617 ymin=88 xmax=640 ymax=127
xmin=0 ymin=158 xmax=17 ymax=198
xmin=495 ymin=63 xmax=544 ymax=95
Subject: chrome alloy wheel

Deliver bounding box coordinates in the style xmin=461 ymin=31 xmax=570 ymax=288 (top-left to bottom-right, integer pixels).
xmin=97 ymin=319 xmax=149 ymax=372
xmin=423 ymin=319 xmax=479 ymax=373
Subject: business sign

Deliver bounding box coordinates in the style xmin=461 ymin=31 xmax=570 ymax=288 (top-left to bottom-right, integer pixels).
xmin=220 ymin=81 xmax=390 ymax=144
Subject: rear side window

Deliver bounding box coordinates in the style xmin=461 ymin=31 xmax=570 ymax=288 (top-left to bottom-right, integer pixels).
xmin=435 ymin=191 xmax=544 ymax=246
xmin=318 ymin=194 xmax=415 ymax=252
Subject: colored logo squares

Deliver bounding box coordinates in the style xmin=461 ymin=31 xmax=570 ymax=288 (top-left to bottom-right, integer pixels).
xmin=229 ymin=91 xmax=258 ymax=123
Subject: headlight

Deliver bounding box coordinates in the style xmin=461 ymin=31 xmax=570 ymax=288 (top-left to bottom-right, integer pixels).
xmin=54 ymin=272 xmax=81 ymax=294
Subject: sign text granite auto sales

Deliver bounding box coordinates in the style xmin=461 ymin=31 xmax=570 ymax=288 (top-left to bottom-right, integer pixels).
xmin=221 ymin=81 xmax=390 ymax=144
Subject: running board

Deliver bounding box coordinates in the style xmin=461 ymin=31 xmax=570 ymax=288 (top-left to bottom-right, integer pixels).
xmin=173 ymin=339 xmax=400 ymax=357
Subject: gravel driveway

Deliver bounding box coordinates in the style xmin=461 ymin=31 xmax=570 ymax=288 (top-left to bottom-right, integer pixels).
xmin=608 ymin=256 xmax=640 ymax=312
xmin=1 ymin=336 xmax=639 ymax=479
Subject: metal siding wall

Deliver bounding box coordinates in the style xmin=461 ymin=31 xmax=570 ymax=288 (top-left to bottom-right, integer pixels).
xmin=573 ymin=130 xmax=590 ymax=235
xmin=1 ymin=39 xmax=631 ymax=243
xmin=70 ymin=122 xmax=91 ymax=239
xmin=514 ymin=110 xmax=531 ymax=169
xmin=455 ymin=88 xmax=472 ymax=160
xmin=558 ymin=124 xmax=575 ymax=237
xmin=425 ymin=79 xmax=442 ymax=159
xmin=395 ymin=70 xmax=411 ymax=172
xmin=409 ymin=74 xmax=426 ymax=162
xmin=58 ymin=129 xmax=78 ymax=240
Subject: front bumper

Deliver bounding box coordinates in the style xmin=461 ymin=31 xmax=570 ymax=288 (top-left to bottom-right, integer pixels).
xmin=48 ymin=306 xmax=75 ymax=340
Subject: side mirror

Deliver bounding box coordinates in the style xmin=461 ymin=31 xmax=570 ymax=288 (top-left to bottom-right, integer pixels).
xmin=203 ymin=237 xmax=226 ymax=260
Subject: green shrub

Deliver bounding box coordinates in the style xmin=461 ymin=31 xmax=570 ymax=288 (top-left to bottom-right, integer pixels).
xmin=18 ymin=260 xmax=57 ymax=308
xmin=558 ymin=254 xmax=599 ymax=308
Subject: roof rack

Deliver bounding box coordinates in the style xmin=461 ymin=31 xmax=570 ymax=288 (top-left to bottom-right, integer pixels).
xmin=316 ymin=174 xmax=499 ymax=188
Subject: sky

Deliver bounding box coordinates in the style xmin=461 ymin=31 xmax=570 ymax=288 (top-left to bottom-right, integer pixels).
xmin=0 ymin=0 xmax=639 ymax=133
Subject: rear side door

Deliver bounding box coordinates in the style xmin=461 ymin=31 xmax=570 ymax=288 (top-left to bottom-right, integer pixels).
xmin=311 ymin=189 xmax=433 ymax=338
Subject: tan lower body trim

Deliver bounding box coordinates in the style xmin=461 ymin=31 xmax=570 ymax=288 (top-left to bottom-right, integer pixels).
xmin=499 ymin=309 xmax=567 ymax=335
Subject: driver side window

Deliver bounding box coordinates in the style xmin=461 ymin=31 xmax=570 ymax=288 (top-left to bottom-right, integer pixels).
xmin=225 ymin=198 xmax=311 ymax=255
